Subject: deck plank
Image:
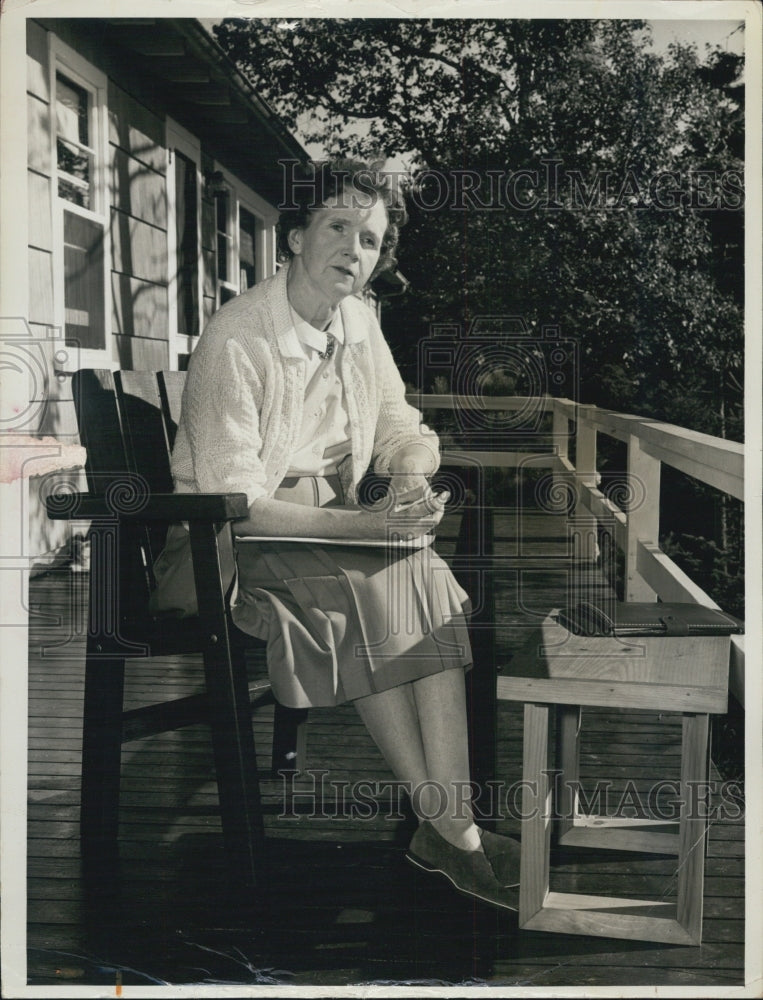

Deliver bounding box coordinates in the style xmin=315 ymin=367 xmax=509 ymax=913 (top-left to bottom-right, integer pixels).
xmin=25 ymin=516 xmax=746 ymax=988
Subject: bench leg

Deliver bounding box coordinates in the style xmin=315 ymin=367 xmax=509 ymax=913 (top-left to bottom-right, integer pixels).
xmin=555 ymin=704 xmax=581 ymax=841
xmin=519 ymin=702 xmax=553 ymax=924
xmin=517 ymin=703 xmax=711 ymax=944
xmin=677 ymin=712 xmax=710 ymax=945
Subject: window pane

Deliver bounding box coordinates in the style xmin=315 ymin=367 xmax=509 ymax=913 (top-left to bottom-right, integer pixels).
xmin=63 ymin=210 xmax=105 ymax=350
xmin=57 ymin=138 xmax=90 ymax=182
xmin=175 ymin=151 xmax=199 ymax=336
xmin=215 ymin=190 xmax=229 ymax=234
xmin=56 ymin=74 xmax=89 ymax=146
xmin=58 ymin=176 xmax=90 ymax=210
xmin=217 ymin=233 xmax=229 ymax=284
xmin=56 ymin=74 xmax=93 ymax=207
xmin=239 ymin=207 xmax=257 ymax=291
xmin=215 ymin=190 xmax=231 ymax=285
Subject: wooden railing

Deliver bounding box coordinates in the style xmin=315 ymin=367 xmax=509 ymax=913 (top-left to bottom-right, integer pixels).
xmin=407 ymin=394 xmax=746 ymax=705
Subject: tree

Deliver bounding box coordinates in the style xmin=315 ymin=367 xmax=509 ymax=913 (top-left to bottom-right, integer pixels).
xmin=215 ymin=18 xmax=742 ymax=428
xmin=215 ymin=18 xmax=745 ymax=613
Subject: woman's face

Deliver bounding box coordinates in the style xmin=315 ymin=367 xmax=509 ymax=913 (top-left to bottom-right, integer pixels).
xmin=287 ymin=188 xmax=389 ymax=307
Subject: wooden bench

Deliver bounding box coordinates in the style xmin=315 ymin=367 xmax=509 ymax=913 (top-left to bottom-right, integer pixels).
xmin=500 ymin=609 xmax=735 ymax=945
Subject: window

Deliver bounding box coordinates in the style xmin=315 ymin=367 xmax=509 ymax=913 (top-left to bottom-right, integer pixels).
xmin=50 ymin=42 xmax=109 ymax=361
xmin=166 ymin=119 xmax=202 ymax=367
xmin=174 ymin=149 xmax=200 ymax=336
xmin=213 ymin=186 xmax=258 ymax=306
xmin=214 ymin=183 xmax=236 ymax=306
xmin=56 ymin=74 xmax=94 ymax=208
xmin=211 ymin=162 xmax=278 ymax=312
xmin=239 ymin=206 xmax=258 ymax=292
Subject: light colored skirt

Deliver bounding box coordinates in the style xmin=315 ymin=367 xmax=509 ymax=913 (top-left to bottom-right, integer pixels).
xmin=232 ymin=475 xmax=473 ymax=708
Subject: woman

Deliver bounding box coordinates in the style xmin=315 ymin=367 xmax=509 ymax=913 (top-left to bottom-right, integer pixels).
xmin=154 ymin=159 xmax=519 ymax=910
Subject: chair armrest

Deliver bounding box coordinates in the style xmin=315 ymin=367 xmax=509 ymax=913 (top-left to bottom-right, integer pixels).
xmin=46 ymin=491 xmax=249 ymax=522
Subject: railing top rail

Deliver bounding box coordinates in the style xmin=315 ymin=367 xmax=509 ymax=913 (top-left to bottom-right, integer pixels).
xmin=575 ymin=406 xmax=743 ymax=499
xmin=405 ymin=393 xmax=571 ymax=412
xmin=408 ymin=394 xmax=743 ymax=499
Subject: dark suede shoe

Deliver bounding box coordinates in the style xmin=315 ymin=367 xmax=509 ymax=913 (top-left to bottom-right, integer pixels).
xmin=405 ymin=821 xmax=518 ymax=911
xmin=478 ymin=828 xmax=521 ymax=888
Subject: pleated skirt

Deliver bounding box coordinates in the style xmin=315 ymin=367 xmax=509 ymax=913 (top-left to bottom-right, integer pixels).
xmin=232 ymin=476 xmax=473 ymax=709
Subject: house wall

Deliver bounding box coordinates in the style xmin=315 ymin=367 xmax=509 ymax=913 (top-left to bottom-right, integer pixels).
xmin=24 ymin=18 xmax=281 ymax=566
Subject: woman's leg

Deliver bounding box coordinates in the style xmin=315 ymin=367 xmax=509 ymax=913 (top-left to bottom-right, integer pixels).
xmin=354 ymin=668 xmax=480 ymax=850
xmin=352 ymin=683 xmax=429 ymax=802
xmin=410 ymin=667 xmax=480 ymax=849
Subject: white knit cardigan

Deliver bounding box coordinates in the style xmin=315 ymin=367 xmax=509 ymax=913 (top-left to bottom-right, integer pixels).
xmin=171 ymin=266 xmax=439 ymax=507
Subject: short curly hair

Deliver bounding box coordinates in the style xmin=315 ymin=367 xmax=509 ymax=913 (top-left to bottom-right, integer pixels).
xmin=277 ymin=158 xmax=407 ymax=280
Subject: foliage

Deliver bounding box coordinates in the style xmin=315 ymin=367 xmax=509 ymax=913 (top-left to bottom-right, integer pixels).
xmin=215 ymin=17 xmax=745 ymax=611
xmin=215 ymin=18 xmax=742 ymax=437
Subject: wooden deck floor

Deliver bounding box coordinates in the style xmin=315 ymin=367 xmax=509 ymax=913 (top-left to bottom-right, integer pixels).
xmin=26 ymin=511 xmax=745 ymax=989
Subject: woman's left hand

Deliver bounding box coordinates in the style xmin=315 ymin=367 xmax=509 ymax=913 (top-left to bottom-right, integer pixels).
xmin=388 ymin=473 xmax=431 ymax=508
xmin=388 ymin=443 xmax=437 ymax=507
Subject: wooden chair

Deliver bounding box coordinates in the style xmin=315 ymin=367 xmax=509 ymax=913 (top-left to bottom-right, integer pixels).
xmin=45 ymin=369 xmax=306 ymax=890
xmin=46 ymin=369 xmax=495 ymax=891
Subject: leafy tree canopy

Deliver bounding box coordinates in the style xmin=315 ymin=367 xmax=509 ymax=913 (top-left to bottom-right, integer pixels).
xmin=215 ymin=18 xmax=744 ymax=440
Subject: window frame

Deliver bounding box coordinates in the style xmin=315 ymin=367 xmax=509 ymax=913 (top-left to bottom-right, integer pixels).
xmin=212 ymin=161 xmax=279 ymax=312
xmin=166 ymin=118 xmax=203 ymax=371
xmin=49 ymin=36 xmax=112 ymax=370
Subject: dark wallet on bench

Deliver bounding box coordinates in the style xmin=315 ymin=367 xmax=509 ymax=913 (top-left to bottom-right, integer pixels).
xmin=556 ymin=601 xmax=744 ymax=638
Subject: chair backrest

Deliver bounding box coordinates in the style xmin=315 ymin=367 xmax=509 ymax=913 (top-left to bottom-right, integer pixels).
xmin=73 ymin=368 xmax=187 ymax=624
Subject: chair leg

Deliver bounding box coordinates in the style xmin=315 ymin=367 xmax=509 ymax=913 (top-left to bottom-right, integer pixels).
xmin=80 ymin=650 xmax=125 ymax=858
xmin=190 ymin=522 xmax=265 ymax=891
xmin=272 ymin=703 xmax=309 ymax=775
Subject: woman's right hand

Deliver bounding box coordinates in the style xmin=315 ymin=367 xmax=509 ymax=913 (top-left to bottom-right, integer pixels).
xmin=234 ymin=489 xmax=449 ymax=541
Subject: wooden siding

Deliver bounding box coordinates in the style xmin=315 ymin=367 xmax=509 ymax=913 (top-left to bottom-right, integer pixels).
xmin=113 ymin=334 xmax=169 ymax=371
xmin=110 ymin=147 xmax=167 ymax=229
xmin=106 ymin=81 xmax=169 ymax=355
xmin=26 ymin=340 xmax=78 ymax=441
xmin=27 ymin=93 xmax=51 ymax=175
xmin=111 ymin=273 xmax=168 ymax=341
xmin=28 ymin=170 xmax=53 ymax=251
xmin=27 ymin=19 xmax=50 ymax=101
xmin=107 ymin=81 xmax=166 ymax=175
xmin=28 ymin=248 xmax=55 ymax=326
xmin=111 ymin=211 xmax=168 ymax=285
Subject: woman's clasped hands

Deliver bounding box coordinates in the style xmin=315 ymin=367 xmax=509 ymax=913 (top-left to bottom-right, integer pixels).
xmin=361 ymin=481 xmax=449 ymax=540
xmin=358 ymin=441 xmax=450 ymax=540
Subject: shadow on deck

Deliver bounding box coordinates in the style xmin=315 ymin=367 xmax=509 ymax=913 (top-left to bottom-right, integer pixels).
xmin=27 ymin=510 xmax=745 ymax=989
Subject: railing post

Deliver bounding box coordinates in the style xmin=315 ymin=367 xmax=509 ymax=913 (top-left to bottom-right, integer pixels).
xmin=572 ymin=405 xmax=598 ymax=563
xmin=625 ymin=433 xmax=660 ymax=601
xmin=552 ymin=403 xmax=570 ymax=490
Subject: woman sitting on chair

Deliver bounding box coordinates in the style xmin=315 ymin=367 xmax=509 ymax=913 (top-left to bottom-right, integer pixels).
xmin=154 ymin=158 xmax=519 ymax=910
